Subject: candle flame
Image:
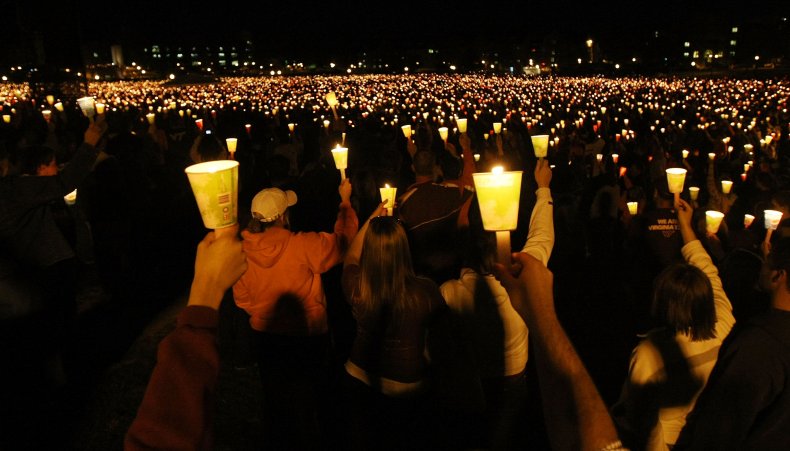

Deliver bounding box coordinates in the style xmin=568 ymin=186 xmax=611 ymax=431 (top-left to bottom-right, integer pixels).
xmin=492 ymin=166 xmax=504 ymax=175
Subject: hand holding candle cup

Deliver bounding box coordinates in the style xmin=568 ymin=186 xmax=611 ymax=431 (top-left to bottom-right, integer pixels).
xmin=77 ymin=96 xmax=96 ymax=120
xmin=438 ymin=126 xmax=449 ymax=143
xmin=493 ymin=122 xmax=502 ymax=134
xmin=764 ymin=209 xmax=783 ymax=244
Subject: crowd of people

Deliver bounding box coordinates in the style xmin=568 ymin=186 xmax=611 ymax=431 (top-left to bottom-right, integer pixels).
xmin=1 ymin=73 xmax=790 ymax=449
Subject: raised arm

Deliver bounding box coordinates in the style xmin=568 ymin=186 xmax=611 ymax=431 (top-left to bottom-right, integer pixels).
xmin=521 ymin=159 xmax=554 ymax=267
xmin=494 ymin=254 xmax=622 ymax=451
xmin=126 ymin=226 xmax=247 ymax=451
xmin=675 ymin=198 xmax=735 ymax=339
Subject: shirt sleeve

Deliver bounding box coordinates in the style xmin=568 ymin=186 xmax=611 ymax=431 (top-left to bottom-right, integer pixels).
xmin=520 ymin=187 xmax=554 ymax=267
xmin=125 ymin=306 xmax=220 ymax=451
xmin=680 ymin=240 xmax=735 ymax=340
xmin=16 ymin=142 xmax=99 ymax=207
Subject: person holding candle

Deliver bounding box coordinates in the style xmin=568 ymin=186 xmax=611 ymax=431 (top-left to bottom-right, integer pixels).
xmin=126 ymin=226 xmax=248 ymax=451
xmin=340 ymin=204 xmax=447 ymax=450
xmin=673 ymin=237 xmax=790 ymax=449
xmin=232 ymin=179 xmax=358 ymax=450
xmin=613 ymin=198 xmax=735 ymax=451
xmin=0 ymin=117 xmax=107 ymax=386
xmin=439 ymin=158 xmax=554 ymax=449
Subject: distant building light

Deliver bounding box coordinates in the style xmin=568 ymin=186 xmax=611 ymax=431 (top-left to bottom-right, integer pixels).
xmin=578 ymin=58 xmax=582 ymax=64
xmin=270 ymin=70 xmax=275 ymax=75
xmin=732 ymin=27 xmax=738 ymax=33
xmin=691 ymin=62 xmax=696 ymax=67
xmin=330 ymin=62 xmax=336 ymax=68
xmin=449 ymin=65 xmax=456 ymax=70
xmin=1 ymin=76 xmax=5 ymax=81
xmin=404 ymin=66 xmax=409 ymax=72
xmin=276 ymin=70 xmax=281 ymax=75
xmin=632 ymin=57 xmax=637 ymax=62
xmin=141 ymin=70 xmax=146 ymax=74
xmin=615 ymin=64 xmax=620 ymax=69
xmin=684 ymin=52 xmax=690 ymax=57
xmin=169 ymin=74 xmax=175 ymax=80
xmin=754 ymin=55 xmax=760 ymax=61
xmin=684 ymin=42 xmax=690 ymax=48
xmin=94 ymin=74 xmax=100 ymax=80
xmin=730 ymin=40 xmax=737 ymax=46
xmin=347 ymin=68 xmax=352 ymax=73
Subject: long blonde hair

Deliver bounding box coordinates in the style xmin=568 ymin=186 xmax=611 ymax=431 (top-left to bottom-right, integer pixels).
xmin=357 ymin=217 xmax=418 ymax=318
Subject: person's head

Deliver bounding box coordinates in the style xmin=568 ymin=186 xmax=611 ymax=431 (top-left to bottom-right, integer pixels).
xmin=190 ymin=132 xmax=228 ymax=163
xmin=439 ymin=153 xmax=462 ymax=181
xmin=771 ymin=190 xmax=790 ymax=218
xmin=18 ymin=145 xmax=57 ymax=176
xmin=652 ymin=263 xmax=716 ymax=341
xmin=761 ymin=238 xmax=790 ymax=299
xmin=247 ymin=188 xmax=297 ymax=232
xmin=358 ymin=216 xmax=416 ymax=316
xmin=412 ymin=150 xmax=436 ymax=178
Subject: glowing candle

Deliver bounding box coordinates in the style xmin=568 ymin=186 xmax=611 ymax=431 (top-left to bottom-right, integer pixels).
xmin=493 ymin=122 xmax=502 ymax=134
xmin=474 ymin=154 xmax=481 ymax=162
xmin=682 ymin=149 xmax=689 ymax=159
xmin=77 ymin=96 xmax=96 ymax=119
xmin=379 ymin=184 xmax=397 ymax=216
xmin=689 ymin=186 xmax=700 ymax=201
xmin=596 ymin=154 xmax=603 ymax=163
xmin=744 ymin=214 xmax=755 ymax=228
xmin=325 ymin=91 xmax=338 ymax=108
xmin=531 ymin=135 xmax=549 ymax=159
xmin=401 ymin=124 xmax=412 ymax=139
xmin=331 ymin=144 xmax=348 ymax=180
xmin=721 ymin=180 xmax=733 ymax=194
xmin=245 ymin=123 xmax=252 ymax=135
xmin=704 ymin=211 xmax=724 ymax=234
xmin=2 ymin=114 xmax=10 ymax=124
xmin=64 ymin=189 xmax=78 ymax=206
xmin=473 ymin=166 xmax=523 ymax=264
xmin=627 ymin=202 xmax=638 ymax=216
xmin=457 ymin=118 xmax=468 ymax=134
xmin=54 ymin=102 xmax=64 ymax=112
xmin=146 ymin=113 xmax=155 ymax=125
xmin=46 ymin=95 xmax=55 ymax=105
xmin=226 ymin=137 xmax=237 ymax=155
xmin=42 ymin=110 xmax=52 ymax=121
xmin=765 ymin=210 xmax=783 ymax=231
xmin=438 ymin=127 xmax=449 ymax=143
xmin=666 ymin=168 xmax=687 ymax=203
xmin=288 ymin=123 xmax=295 ymax=133
xmin=612 ymin=153 xmax=619 ymax=164
xmin=184 ymin=160 xmax=239 ymax=231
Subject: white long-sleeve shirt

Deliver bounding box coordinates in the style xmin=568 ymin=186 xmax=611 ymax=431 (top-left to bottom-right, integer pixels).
xmin=440 ymin=187 xmax=554 ymax=377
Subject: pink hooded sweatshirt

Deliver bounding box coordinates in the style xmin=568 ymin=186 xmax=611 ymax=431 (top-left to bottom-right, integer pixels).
xmin=233 ymin=202 xmax=358 ymax=335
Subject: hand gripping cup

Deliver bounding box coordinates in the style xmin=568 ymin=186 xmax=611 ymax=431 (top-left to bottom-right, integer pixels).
xmin=185 ymin=160 xmax=239 ymax=230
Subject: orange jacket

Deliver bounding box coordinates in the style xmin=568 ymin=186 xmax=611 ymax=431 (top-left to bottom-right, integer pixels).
xmin=233 ymin=202 xmax=358 ymax=335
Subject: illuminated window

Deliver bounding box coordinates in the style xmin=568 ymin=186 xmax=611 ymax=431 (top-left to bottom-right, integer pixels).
xmin=683 ymin=52 xmax=689 ymax=57
xmin=731 ymin=27 xmax=738 ymax=33
xmin=730 ymin=40 xmax=737 ymax=46
xmin=693 ymin=50 xmax=699 ymax=58
xmin=684 ymin=42 xmax=690 ymax=48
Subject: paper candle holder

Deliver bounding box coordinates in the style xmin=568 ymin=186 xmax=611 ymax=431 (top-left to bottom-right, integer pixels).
xmin=531 ymin=135 xmax=549 ymax=158
xmin=764 ymin=210 xmax=783 ymax=231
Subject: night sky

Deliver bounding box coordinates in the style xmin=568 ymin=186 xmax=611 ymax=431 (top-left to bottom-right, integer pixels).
xmin=2 ymin=0 xmax=786 ymax=65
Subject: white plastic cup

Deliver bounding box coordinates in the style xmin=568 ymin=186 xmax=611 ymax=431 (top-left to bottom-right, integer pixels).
xmin=721 ymin=180 xmax=733 ymax=194
xmin=764 ymin=210 xmax=783 ymax=231
xmin=77 ymin=97 xmax=96 ymax=118
xmin=531 ymin=135 xmax=549 ymax=158
xmin=744 ymin=214 xmax=755 ymax=228
xmin=456 ymin=118 xmax=468 ymax=134
xmin=184 ymin=160 xmax=239 ymax=229
xmin=627 ymin=202 xmax=638 ymax=216
xmin=705 ymin=210 xmax=725 ymax=234
xmin=666 ymin=168 xmax=687 ymax=194
xmin=689 ymin=186 xmax=700 ymax=201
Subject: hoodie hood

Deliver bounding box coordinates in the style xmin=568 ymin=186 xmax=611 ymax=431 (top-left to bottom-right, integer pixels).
xmin=242 ymin=227 xmax=292 ymax=268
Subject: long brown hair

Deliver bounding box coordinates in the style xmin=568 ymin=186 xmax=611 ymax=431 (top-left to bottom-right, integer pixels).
xmin=652 ymin=263 xmax=716 ymax=341
xmin=357 ymin=216 xmax=418 ymax=318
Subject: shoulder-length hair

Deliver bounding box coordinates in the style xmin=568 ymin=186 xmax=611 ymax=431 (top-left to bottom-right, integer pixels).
xmin=357 ymin=216 xmax=417 ymax=318
xmin=651 ymin=263 xmax=716 ymax=341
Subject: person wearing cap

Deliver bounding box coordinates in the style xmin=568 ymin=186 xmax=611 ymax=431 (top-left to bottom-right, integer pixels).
xmin=232 ymin=179 xmax=358 ymax=449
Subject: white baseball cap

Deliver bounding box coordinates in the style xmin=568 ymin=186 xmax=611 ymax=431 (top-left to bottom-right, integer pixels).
xmin=251 ymin=188 xmax=297 ymax=222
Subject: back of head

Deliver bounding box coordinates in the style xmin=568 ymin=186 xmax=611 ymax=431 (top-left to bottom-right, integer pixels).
xmin=439 ymin=153 xmax=462 ymax=181
xmin=17 ymin=145 xmax=55 ymax=175
xmin=766 ymin=237 xmax=790 ymax=293
xmin=652 ymin=263 xmax=716 ymax=341
xmin=358 ymin=216 xmax=415 ymax=315
xmin=412 ymin=150 xmax=436 ymax=178
xmin=193 ymin=133 xmax=228 ymax=162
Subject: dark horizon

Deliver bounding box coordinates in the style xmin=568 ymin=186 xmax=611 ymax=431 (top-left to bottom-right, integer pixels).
xmin=0 ymin=0 xmax=787 ymax=68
